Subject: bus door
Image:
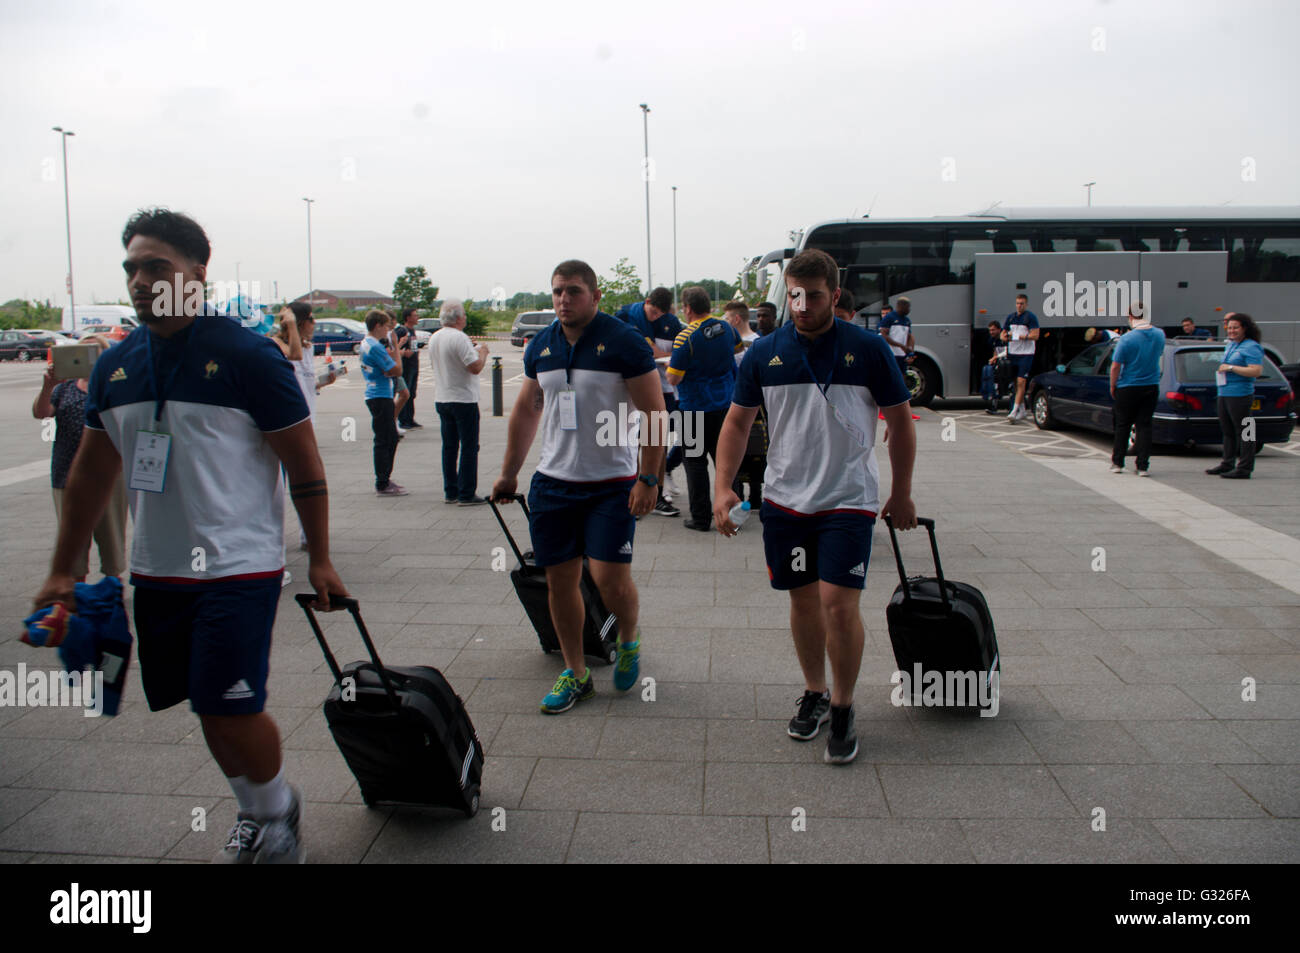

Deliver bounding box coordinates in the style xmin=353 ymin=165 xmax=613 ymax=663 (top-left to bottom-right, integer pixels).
xmin=842 ymin=266 xmax=887 ymax=327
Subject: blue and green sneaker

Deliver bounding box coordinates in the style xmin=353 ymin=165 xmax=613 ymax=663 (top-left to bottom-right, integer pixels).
xmin=541 ymin=668 xmax=595 ymax=714
xmin=613 ymin=639 xmax=640 ymax=692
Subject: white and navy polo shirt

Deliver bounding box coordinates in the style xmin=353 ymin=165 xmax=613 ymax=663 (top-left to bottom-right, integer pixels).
xmin=523 ymin=312 xmax=657 ymax=483
xmin=85 ymin=314 xmax=311 ymax=588
xmin=733 ymin=318 xmax=910 ymax=517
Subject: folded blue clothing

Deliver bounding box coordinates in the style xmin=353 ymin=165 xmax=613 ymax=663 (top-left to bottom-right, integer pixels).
xmin=22 ymin=576 xmax=133 ymax=716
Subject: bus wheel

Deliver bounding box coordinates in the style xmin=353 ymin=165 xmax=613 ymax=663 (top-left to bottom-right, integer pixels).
xmin=906 ymin=357 xmax=939 ymax=407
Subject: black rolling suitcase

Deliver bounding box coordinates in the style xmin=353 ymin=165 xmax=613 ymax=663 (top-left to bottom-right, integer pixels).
xmin=294 ymin=594 xmax=483 ymax=815
xmin=488 ymin=493 xmax=619 ymax=665
xmin=883 ymin=517 xmax=1000 ymax=711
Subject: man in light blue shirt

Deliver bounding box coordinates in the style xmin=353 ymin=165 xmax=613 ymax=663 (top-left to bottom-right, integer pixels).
xmin=359 ymin=310 xmax=406 ymax=495
xmin=1108 ymin=304 xmax=1166 ymax=475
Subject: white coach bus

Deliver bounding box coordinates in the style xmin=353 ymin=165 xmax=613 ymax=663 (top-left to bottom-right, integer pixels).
xmin=747 ymin=207 xmax=1300 ymax=405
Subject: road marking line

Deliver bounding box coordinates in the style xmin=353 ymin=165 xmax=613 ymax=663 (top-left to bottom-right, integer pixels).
xmin=0 ymin=460 xmax=49 ymax=488
xmin=1038 ymin=457 xmax=1300 ymax=596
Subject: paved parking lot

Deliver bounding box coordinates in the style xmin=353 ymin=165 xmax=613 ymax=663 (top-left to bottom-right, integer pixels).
xmin=0 ymin=347 xmax=1296 ymax=864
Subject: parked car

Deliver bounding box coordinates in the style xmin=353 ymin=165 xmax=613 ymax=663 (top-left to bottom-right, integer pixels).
xmin=1027 ymin=339 xmax=1296 ymax=449
xmin=310 ymin=318 xmax=367 ymax=355
xmin=0 ymin=330 xmax=67 ymax=361
xmin=74 ymin=324 xmax=132 ymax=342
xmin=510 ymin=310 xmax=556 ymax=347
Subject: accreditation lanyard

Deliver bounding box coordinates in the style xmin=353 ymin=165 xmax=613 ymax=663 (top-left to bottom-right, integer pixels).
xmin=132 ymin=322 xmax=196 ymax=493
xmin=558 ymin=333 xmax=579 ymax=431
xmin=797 ymin=323 xmax=868 ymax=449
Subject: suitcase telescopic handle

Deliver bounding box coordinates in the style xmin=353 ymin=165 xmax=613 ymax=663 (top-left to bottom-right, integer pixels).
xmin=487 ymin=493 xmax=530 ymax=564
xmin=882 ymin=515 xmax=952 ymax=612
xmin=293 ymin=593 xmax=402 ymax=711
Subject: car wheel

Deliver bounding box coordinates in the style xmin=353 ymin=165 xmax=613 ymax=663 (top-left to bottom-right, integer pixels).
xmin=906 ymin=356 xmax=940 ymax=407
xmin=352 ymin=342 xmax=362 ymax=355
xmin=1032 ymin=390 xmax=1057 ymax=429
xmin=17 ymin=350 xmax=30 ymax=362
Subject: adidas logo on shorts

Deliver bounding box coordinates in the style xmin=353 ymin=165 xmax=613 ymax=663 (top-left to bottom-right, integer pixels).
xmin=848 ymin=563 xmax=866 ymax=577
xmin=222 ymin=679 xmax=255 ymax=700
xmin=618 ymin=541 xmax=633 ymax=555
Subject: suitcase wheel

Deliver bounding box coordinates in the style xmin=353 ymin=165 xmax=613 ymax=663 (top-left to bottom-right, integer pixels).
xmin=605 ymin=644 xmax=617 ymax=665
xmin=465 ymin=793 xmax=480 ymax=818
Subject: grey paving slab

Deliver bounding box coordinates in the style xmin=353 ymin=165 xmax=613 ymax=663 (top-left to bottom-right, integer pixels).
xmin=1038 ymin=684 xmax=1211 ymax=721
xmin=877 ymin=765 xmax=1077 ymax=818
xmin=0 ymin=787 xmax=56 ymax=833
xmin=1151 ymin=819 xmax=1300 ymax=863
xmin=25 ymin=853 xmax=160 ymax=864
xmin=464 ymin=677 xmax=612 ymax=717
xmin=0 ymin=701 xmax=108 ymax=740
xmin=1018 ymin=721 xmax=1153 ymax=764
xmin=1230 ymin=653 xmax=1300 ymax=682
xmin=1218 ymin=765 xmax=1300 ymax=817
xmin=707 ymin=717 xmax=927 ymax=764
xmin=1177 ymin=682 xmax=1300 ymax=720
xmin=998 ymin=655 xmax=1124 ymax=685
xmin=913 ymin=720 xmax=1043 ymax=764
xmin=1050 ymin=765 xmax=1268 ymax=818
xmin=486 ymin=713 xmax=605 ymax=759
xmin=363 ymin=808 xmax=575 ymax=864
xmin=567 ymin=812 xmax=769 ymax=864
xmin=0 ymin=791 xmax=218 ymax=856
xmin=595 ymin=716 xmax=706 ymax=761
xmin=1099 ymin=652 xmax=1255 ymax=685
xmin=704 ymin=762 xmax=890 ymax=817
xmin=1121 ymin=721 xmax=1267 ymax=763
xmin=0 ymin=852 xmax=33 ymax=863
xmin=1226 ymin=721 xmax=1300 ymax=763
xmin=171 ymin=746 xmax=355 ymax=804
xmin=166 ymin=798 xmax=391 ymax=864
xmin=958 ymin=819 xmax=1179 ymax=863
xmin=769 ymin=817 xmax=975 ymax=863
xmin=0 ymin=738 xmax=70 ymax=787
xmin=606 ymin=681 xmax=757 ymax=720
xmin=522 ymin=758 xmax=703 ymax=814
xmin=12 ymin=740 xmax=212 ymax=795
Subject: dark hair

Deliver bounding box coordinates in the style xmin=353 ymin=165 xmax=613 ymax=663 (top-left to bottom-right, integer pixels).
xmin=1227 ymin=313 xmax=1261 ymax=342
xmin=288 ymin=301 xmax=313 ymax=323
xmin=785 ymin=249 xmax=839 ymax=292
xmin=400 ymin=305 xmax=419 ymax=321
xmin=1015 ymin=293 xmax=1028 ymax=302
xmin=681 ymin=286 xmax=711 ymax=315
xmin=551 ymin=259 xmax=598 ymax=295
xmin=988 ymin=320 xmax=1001 ymax=330
xmin=1181 ymin=317 xmax=1195 ymax=325
xmin=646 ymin=287 xmax=673 ymax=312
xmin=756 ymin=301 xmax=777 ymax=317
xmin=835 ymin=288 xmax=855 ymax=313
xmin=722 ymin=300 xmax=748 ymax=315
xmin=121 ymin=208 xmax=211 ymax=265
xmin=365 ymin=309 xmax=389 ymax=331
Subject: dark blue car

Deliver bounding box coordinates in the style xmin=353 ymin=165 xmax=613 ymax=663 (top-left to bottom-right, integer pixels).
xmin=1027 ymin=338 xmax=1296 ymax=449
xmin=309 ymin=318 xmax=367 ymax=356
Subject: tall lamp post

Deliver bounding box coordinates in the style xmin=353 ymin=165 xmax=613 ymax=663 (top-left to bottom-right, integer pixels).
xmin=302 ymin=197 xmax=315 ymax=305
xmin=671 ymin=185 xmax=678 ymax=311
xmin=52 ymin=126 xmax=75 ymax=327
xmin=1084 ymin=181 xmax=1096 ymax=207
xmin=639 ymin=103 xmax=652 ymax=291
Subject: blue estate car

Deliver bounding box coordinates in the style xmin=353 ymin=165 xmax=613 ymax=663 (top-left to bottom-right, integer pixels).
xmin=1027 ymin=338 xmax=1296 ymax=449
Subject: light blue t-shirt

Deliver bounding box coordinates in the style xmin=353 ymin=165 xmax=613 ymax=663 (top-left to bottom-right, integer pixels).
xmin=360 ymin=336 xmax=396 ymax=399
xmin=1218 ymin=338 xmax=1264 ymax=397
xmin=1112 ymin=326 xmax=1165 ymax=388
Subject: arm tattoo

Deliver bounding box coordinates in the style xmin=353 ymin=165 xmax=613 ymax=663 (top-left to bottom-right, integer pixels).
xmin=533 ymin=390 xmax=544 ymax=411
xmin=290 ymin=478 xmax=328 ymax=500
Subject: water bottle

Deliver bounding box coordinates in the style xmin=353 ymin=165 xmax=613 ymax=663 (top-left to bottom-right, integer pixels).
xmin=728 ymin=500 xmax=751 ymax=530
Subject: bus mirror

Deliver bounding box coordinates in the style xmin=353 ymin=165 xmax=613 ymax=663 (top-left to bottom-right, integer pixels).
xmin=1056 ymin=364 xmax=1067 ymax=374
xmin=740 ymin=271 xmax=749 ymax=292
xmin=758 ymin=271 xmax=768 ymax=293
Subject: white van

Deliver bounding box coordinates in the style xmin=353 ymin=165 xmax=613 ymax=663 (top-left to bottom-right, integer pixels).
xmin=62 ymin=305 xmax=139 ymax=336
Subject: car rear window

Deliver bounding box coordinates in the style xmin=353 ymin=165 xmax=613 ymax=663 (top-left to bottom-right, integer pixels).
xmin=1175 ymin=347 xmax=1281 ymax=383
xmin=520 ymin=313 xmax=553 ymax=326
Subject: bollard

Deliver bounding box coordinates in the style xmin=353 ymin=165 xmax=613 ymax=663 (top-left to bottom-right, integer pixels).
xmin=492 ymin=356 xmax=503 ymax=417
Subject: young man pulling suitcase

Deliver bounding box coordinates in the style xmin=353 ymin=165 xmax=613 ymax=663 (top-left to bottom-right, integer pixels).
xmin=713 ymin=249 xmax=919 ymax=764
xmin=491 ymin=260 xmax=666 ymax=714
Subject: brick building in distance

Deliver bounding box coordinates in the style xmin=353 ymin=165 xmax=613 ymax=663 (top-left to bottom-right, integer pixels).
xmin=294 ymin=289 xmax=395 ymax=311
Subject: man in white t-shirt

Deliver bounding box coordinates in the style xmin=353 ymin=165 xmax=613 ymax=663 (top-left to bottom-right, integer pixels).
xmin=429 ymin=298 xmax=490 ymax=505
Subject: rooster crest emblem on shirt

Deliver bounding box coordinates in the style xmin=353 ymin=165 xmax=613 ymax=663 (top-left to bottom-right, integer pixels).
xmin=204 ymin=360 xmax=219 ymax=379
xmin=844 ymin=352 xmax=855 ymax=366
xmin=596 ymin=343 xmax=606 ymax=356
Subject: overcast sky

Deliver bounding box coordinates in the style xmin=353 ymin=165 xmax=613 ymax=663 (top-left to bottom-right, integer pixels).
xmin=2 ymin=0 xmax=1297 ymax=307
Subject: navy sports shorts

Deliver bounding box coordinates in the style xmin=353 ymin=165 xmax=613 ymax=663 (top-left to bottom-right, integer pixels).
xmin=132 ymin=576 xmax=282 ymax=715
xmin=527 ymin=472 xmax=638 ymax=567
xmin=760 ymin=503 xmax=874 ymax=590
xmin=1011 ymin=354 xmax=1034 ymax=379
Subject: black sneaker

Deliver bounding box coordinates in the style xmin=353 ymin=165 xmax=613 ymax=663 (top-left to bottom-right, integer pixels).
xmin=824 ymin=705 xmax=858 ymax=765
xmin=1221 ymin=468 xmax=1252 ymax=479
xmin=1205 ymin=463 xmax=1233 ymax=475
xmin=404 ymin=422 xmax=423 ymax=429
xmin=652 ymin=499 xmax=680 ymax=517
xmin=682 ymin=519 xmax=711 ymax=532
xmin=458 ymin=496 xmax=490 ymax=506
xmin=787 ymin=689 xmax=831 ymax=740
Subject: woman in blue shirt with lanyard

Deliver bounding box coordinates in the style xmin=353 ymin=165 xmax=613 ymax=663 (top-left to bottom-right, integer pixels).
xmin=1207 ymin=313 xmax=1265 ymax=479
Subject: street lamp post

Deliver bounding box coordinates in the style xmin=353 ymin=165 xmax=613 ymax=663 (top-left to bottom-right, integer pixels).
xmin=672 ymin=185 xmax=678 ymax=312
xmin=1084 ymin=181 xmax=1096 ymax=207
xmin=302 ymin=198 xmax=315 ymax=305
xmin=52 ymin=127 xmax=75 ymax=328
xmin=639 ymin=103 xmax=652 ymax=292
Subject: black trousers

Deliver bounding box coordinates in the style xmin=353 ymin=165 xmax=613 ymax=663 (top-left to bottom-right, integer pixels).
xmin=397 ymin=359 xmax=419 ymax=426
xmin=1217 ymin=394 xmax=1257 ymax=471
xmin=1111 ymin=384 xmax=1158 ymax=470
xmin=366 ymin=397 xmax=399 ymax=489
xmin=682 ymin=408 xmax=728 ymax=524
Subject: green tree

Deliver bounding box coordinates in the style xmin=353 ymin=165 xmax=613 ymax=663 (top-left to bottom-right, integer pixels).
xmin=463 ymin=303 xmax=490 ymax=337
xmin=392 ymin=266 xmax=440 ymax=312
xmin=596 ymin=258 xmax=643 ymax=314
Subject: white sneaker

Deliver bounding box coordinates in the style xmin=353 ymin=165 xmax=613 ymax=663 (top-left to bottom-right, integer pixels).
xmin=254 ymin=785 xmax=304 ymax=864
xmin=395 ymin=424 xmax=406 ymax=435
xmin=1014 ymin=404 xmax=1028 ymax=420
xmin=281 ymin=570 xmax=292 ymax=588
xmin=1136 ymin=469 xmax=1150 ymax=477
xmin=1109 ymin=464 xmax=1123 ymax=473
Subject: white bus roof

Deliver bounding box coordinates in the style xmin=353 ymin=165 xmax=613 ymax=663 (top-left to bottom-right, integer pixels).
xmin=806 ymin=206 xmax=1300 ymax=230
